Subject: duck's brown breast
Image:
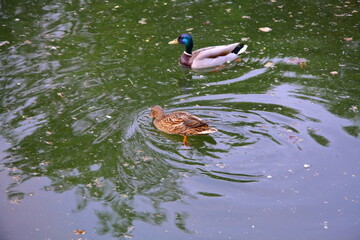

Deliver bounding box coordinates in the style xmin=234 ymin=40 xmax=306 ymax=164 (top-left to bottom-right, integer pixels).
xmin=180 ymin=53 xmax=192 ymax=67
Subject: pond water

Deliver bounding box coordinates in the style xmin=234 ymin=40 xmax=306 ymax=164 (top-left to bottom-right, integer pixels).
xmin=1 ymin=0 xmax=360 ymax=239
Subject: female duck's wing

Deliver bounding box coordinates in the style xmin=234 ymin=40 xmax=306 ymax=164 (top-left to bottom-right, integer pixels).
xmin=161 ymin=111 xmax=206 ymax=127
xmin=183 ymin=116 xmax=208 ymax=128
xmin=156 ymin=111 xmax=217 ymax=136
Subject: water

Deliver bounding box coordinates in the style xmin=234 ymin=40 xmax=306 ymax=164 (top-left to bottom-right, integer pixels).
xmin=1 ymin=0 xmax=360 ymax=239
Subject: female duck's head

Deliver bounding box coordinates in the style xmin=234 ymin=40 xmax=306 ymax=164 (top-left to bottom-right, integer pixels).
xmin=169 ymin=33 xmax=193 ymax=55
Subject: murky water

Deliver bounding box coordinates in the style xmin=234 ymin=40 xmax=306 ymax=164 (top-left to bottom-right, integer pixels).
xmin=1 ymin=0 xmax=360 ymax=239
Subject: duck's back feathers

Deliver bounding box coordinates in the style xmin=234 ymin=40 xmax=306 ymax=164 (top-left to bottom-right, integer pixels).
xmin=195 ymin=43 xmax=239 ymax=59
xmin=182 ymin=43 xmax=247 ymax=69
xmin=153 ymin=110 xmax=217 ymax=136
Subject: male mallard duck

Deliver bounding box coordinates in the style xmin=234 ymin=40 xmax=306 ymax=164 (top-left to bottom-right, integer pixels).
xmin=169 ymin=33 xmax=248 ymax=69
xmin=150 ymin=105 xmax=217 ymax=146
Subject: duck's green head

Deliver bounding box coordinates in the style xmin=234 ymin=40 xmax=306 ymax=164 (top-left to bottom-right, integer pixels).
xmin=169 ymin=33 xmax=193 ymax=54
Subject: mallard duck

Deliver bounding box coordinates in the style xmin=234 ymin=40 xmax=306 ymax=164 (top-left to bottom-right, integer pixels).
xmin=169 ymin=33 xmax=248 ymax=69
xmin=150 ymin=105 xmax=217 ymax=146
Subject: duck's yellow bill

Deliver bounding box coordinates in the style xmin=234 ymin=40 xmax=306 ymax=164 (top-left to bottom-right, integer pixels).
xmin=168 ymin=39 xmax=179 ymax=44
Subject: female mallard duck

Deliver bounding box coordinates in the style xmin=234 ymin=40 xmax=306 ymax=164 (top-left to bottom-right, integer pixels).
xmin=169 ymin=33 xmax=248 ymax=69
xmin=150 ymin=105 xmax=217 ymax=146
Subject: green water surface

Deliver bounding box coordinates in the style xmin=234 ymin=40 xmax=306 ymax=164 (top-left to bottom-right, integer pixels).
xmin=1 ymin=0 xmax=360 ymax=239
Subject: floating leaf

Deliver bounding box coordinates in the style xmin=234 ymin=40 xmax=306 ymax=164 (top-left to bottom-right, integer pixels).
xmin=74 ymin=230 xmax=86 ymax=235
xmin=289 ymin=135 xmax=303 ymax=144
xmin=349 ymin=106 xmax=358 ymax=112
xmin=138 ymin=18 xmax=147 ymax=24
xmin=46 ymin=46 xmax=59 ymax=50
xmin=264 ymin=62 xmax=275 ymax=68
xmin=57 ymin=92 xmax=64 ymax=98
xmin=299 ymin=62 xmax=307 ymax=69
xmin=259 ymin=27 xmax=272 ymax=32
xmin=10 ymin=198 xmax=21 ymax=204
xmin=24 ymin=40 xmax=32 ymax=44
xmin=0 ymin=41 xmax=9 ymax=46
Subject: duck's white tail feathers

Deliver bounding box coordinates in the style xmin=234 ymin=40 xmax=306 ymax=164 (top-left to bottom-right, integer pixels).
xmin=198 ymin=127 xmax=218 ymax=135
xmin=231 ymin=43 xmax=248 ymax=55
xmin=238 ymin=44 xmax=248 ymax=54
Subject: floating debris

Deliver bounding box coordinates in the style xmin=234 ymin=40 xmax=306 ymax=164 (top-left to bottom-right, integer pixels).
xmin=343 ymin=37 xmax=353 ymax=42
xmin=335 ymin=13 xmax=352 ymax=17
xmin=215 ymin=162 xmax=226 ymax=168
xmin=322 ymin=221 xmax=329 ymax=230
xmin=93 ymin=178 xmax=105 ymax=188
xmin=57 ymin=92 xmax=64 ymax=98
xmin=74 ymin=229 xmax=86 ymax=235
xmin=142 ymin=156 xmax=152 ymax=161
xmin=330 ymin=71 xmax=338 ymax=75
xmin=0 ymin=41 xmax=9 ymax=46
xmin=10 ymin=198 xmax=22 ymax=204
xmin=299 ymin=61 xmax=307 ymax=69
xmin=289 ymin=135 xmax=303 ymax=144
xmin=46 ymin=46 xmax=60 ymax=50
xmin=138 ymin=18 xmax=147 ymax=24
xmin=259 ymin=27 xmax=272 ymax=32
xmin=349 ymin=106 xmax=358 ymax=112
xmin=264 ymin=62 xmax=275 ymax=68
xmin=39 ymin=161 xmax=50 ymax=167
xmin=11 ymin=175 xmax=22 ymax=182
xmin=304 ymin=164 xmax=311 ymax=169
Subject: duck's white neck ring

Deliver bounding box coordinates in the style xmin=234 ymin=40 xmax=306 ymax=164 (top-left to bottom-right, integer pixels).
xmin=183 ymin=51 xmax=192 ymax=56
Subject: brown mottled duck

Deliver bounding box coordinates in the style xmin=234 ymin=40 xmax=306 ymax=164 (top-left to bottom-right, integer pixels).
xmin=150 ymin=105 xmax=217 ymax=146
